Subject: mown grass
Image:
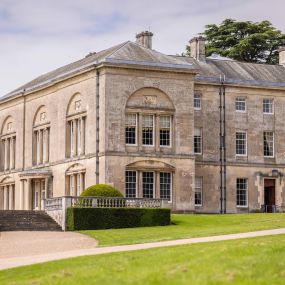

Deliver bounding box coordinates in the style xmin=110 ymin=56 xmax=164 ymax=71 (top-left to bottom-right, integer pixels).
xmin=80 ymin=213 xmax=285 ymax=246
xmin=1 ymin=234 xmax=285 ymax=285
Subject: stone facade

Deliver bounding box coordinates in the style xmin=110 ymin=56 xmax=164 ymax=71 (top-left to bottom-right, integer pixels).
xmin=0 ymin=32 xmax=285 ymax=213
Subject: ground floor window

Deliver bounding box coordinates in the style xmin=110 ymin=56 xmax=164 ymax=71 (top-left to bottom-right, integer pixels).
xmin=160 ymin=172 xmax=171 ymax=200
xmin=195 ymin=177 xmax=203 ymax=206
xmin=67 ymin=172 xmax=85 ymax=196
xmin=236 ymin=178 xmax=248 ymax=207
xmin=0 ymin=184 xmax=15 ymax=210
xmin=125 ymin=171 xmax=137 ymax=198
xmin=125 ymin=170 xmax=172 ymax=201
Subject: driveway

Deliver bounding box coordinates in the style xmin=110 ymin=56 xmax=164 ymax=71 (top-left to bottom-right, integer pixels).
xmin=0 ymin=231 xmax=98 ymax=260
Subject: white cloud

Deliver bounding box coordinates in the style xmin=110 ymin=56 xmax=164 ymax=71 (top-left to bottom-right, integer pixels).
xmin=0 ymin=0 xmax=284 ymax=95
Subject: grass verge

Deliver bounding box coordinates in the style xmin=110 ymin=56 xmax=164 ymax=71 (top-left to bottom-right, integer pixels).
xmin=80 ymin=213 xmax=285 ymax=246
xmin=1 ymin=234 xmax=285 ymax=285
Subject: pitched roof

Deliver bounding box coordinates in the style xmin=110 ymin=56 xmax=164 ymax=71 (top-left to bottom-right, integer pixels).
xmin=2 ymin=41 xmax=195 ymax=100
xmin=174 ymin=56 xmax=285 ymax=88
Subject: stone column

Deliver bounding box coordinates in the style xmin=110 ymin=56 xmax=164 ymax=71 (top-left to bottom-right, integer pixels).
xmin=80 ymin=118 xmax=85 ymax=155
xmin=9 ymin=138 xmax=14 ymax=170
xmin=9 ymin=185 xmax=14 ymax=210
xmin=45 ymin=177 xmax=49 ymax=199
xmin=81 ymin=172 xmax=85 ymax=194
xmin=20 ymin=180 xmax=24 ymax=210
xmin=26 ymin=179 xmax=32 ymax=210
xmin=36 ymin=131 xmax=40 ymax=165
xmin=4 ymin=139 xmax=9 ymax=171
xmin=39 ymin=130 xmax=43 ymax=164
xmin=3 ymin=185 xmax=8 ymax=210
xmin=155 ymin=172 xmax=160 ymax=199
xmin=72 ymin=175 xmax=76 ymax=196
xmin=45 ymin=128 xmax=49 ymax=163
xmin=155 ymin=114 xmax=160 ymax=152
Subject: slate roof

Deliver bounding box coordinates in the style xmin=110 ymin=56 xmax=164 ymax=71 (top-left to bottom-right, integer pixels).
xmin=2 ymin=41 xmax=195 ymax=100
xmin=2 ymin=41 xmax=285 ymax=101
xmin=175 ymin=56 xmax=285 ymax=88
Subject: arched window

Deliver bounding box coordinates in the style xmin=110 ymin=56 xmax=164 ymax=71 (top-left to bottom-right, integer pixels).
xmin=66 ymin=163 xmax=86 ymax=196
xmin=33 ymin=106 xmax=50 ymax=165
xmin=125 ymin=88 xmax=175 ymax=150
xmin=66 ymin=93 xmax=86 ymax=158
xmin=0 ymin=176 xmax=15 ymax=210
xmin=1 ymin=116 xmax=16 ymax=171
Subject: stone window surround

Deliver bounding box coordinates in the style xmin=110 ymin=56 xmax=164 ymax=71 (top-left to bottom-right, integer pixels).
xmin=33 ymin=122 xmax=50 ymax=166
xmin=66 ymin=111 xmax=86 ymax=158
xmin=125 ymin=109 xmax=174 ymax=151
xmin=236 ymin=178 xmax=248 ymax=208
xmin=66 ymin=169 xmax=85 ymax=196
xmin=1 ymin=132 xmax=16 ymax=172
xmin=235 ymin=130 xmax=247 ymax=157
xmin=125 ymin=168 xmax=173 ymax=202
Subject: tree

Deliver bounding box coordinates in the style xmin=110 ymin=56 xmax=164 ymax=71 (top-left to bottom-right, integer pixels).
xmin=186 ymin=19 xmax=285 ymax=64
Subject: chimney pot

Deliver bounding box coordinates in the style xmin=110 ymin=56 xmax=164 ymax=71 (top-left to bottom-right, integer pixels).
xmin=189 ymin=36 xmax=206 ymax=62
xmin=136 ymin=31 xmax=153 ymax=49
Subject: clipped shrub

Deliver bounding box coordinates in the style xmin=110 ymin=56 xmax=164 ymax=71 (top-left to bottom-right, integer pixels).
xmin=80 ymin=184 xmax=123 ymax=197
xmin=66 ymin=208 xmax=171 ymax=230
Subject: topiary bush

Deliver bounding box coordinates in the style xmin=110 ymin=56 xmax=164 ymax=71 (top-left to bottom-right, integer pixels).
xmin=80 ymin=184 xmax=123 ymax=197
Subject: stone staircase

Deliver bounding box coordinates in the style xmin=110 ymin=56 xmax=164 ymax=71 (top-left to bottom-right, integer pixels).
xmin=0 ymin=210 xmax=62 ymax=231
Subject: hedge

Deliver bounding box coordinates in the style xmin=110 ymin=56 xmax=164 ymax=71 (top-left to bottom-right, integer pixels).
xmin=66 ymin=207 xmax=171 ymax=230
xmin=81 ymin=184 xmax=123 ymax=197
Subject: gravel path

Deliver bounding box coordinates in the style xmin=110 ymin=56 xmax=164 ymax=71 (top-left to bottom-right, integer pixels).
xmin=1 ymin=228 xmax=285 ymax=271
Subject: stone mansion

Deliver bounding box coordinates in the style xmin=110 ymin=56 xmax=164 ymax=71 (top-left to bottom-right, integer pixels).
xmin=0 ymin=31 xmax=285 ymax=213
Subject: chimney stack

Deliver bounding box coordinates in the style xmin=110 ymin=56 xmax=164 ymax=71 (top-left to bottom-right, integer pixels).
xmin=279 ymin=46 xmax=285 ymax=66
xmin=189 ymin=36 xmax=206 ymax=62
xmin=136 ymin=31 xmax=153 ymax=49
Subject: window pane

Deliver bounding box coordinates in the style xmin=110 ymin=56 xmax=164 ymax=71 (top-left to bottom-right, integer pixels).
xmin=236 ymin=132 xmax=247 ymax=155
xmin=142 ymin=172 xmax=154 ymax=198
xmin=235 ymin=97 xmax=246 ymax=112
xmin=195 ymin=177 xmax=203 ymax=206
xmin=236 ymin=178 xmax=247 ymax=206
xmin=125 ymin=114 xmax=137 ymax=145
xmin=194 ymin=94 xmax=201 ymax=109
xmin=125 ymin=171 xmax=137 ymax=198
xmin=264 ymin=132 xmax=274 ymax=157
xmin=263 ymin=99 xmax=273 ymax=114
xmin=160 ymin=172 xmax=171 ymax=200
xmin=160 ymin=116 xmax=170 ymax=146
xmin=194 ymin=128 xmax=202 ymax=154
xmin=142 ymin=115 xmax=154 ymax=145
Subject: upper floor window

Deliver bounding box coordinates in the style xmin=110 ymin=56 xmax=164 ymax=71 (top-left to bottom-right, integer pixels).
xmin=263 ymin=99 xmax=274 ymax=114
xmin=1 ymin=116 xmax=16 ymax=171
xmin=235 ymin=97 xmax=246 ymax=112
xmin=125 ymin=114 xmax=137 ymax=145
xmin=264 ymin=131 xmax=274 ymax=157
xmin=33 ymin=106 xmax=50 ymax=166
xmin=194 ymin=94 xmax=201 ymax=110
xmin=194 ymin=128 xmax=202 ymax=154
xmin=236 ymin=131 xmax=247 ymax=156
xmin=66 ymin=94 xmax=86 ymax=158
xmin=160 ymin=116 xmax=171 ymax=147
xmin=236 ymin=178 xmax=248 ymax=207
xmin=195 ymin=176 xmax=203 ymax=206
xmin=142 ymin=115 xmax=154 ymax=146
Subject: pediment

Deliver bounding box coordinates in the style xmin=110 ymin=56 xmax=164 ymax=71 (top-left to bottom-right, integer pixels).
xmin=126 ymin=160 xmax=175 ymax=171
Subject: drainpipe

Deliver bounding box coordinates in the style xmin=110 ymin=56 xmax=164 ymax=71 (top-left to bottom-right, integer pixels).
xmin=95 ymin=69 xmax=100 ymax=184
xmin=22 ymin=95 xmax=26 ymax=170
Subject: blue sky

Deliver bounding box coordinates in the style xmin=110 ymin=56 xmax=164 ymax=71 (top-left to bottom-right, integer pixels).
xmin=0 ymin=0 xmax=284 ymax=95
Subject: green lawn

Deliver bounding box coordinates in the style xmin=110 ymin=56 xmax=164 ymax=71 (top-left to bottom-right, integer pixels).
xmin=80 ymin=213 xmax=285 ymax=246
xmin=1 ymin=234 xmax=285 ymax=285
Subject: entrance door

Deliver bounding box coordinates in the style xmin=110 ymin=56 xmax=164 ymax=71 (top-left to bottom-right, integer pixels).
xmin=264 ymin=179 xmax=275 ymax=213
xmin=32 ymin=179 xmax=46 ymax=210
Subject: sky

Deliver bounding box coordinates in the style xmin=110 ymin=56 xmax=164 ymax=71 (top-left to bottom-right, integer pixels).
xmin=0 ymin=0 xmax=284 ymax=96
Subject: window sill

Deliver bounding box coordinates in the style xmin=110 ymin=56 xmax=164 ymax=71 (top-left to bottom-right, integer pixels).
xmin=236 ymin=205 xmax=248 ymax=208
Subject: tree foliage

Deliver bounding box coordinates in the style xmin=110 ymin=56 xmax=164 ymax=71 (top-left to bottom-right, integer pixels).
xmin=187 ymin=19 xmax=285 ymax=64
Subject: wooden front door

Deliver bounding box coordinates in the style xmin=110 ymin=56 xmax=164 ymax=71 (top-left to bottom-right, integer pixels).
xmin=264 ymin=179 xmax=275 ymax=213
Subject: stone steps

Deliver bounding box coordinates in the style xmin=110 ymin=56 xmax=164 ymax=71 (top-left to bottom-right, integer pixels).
xmin=0 ymin=210 xmax=62 ymax=231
